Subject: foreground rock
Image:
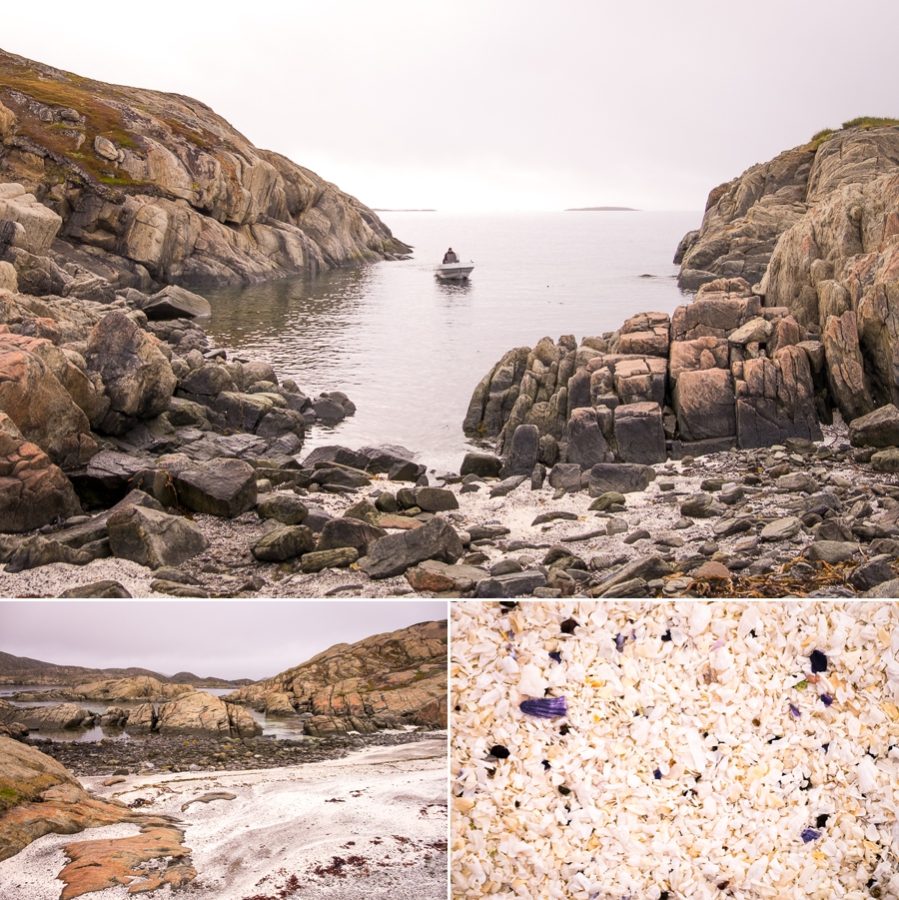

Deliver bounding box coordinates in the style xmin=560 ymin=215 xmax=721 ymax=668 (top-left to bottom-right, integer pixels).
xmin=0 ymin=736 xmax=195 ymax=898
xmin=59 ymin=825 xmax=195 ymax=899
xmin=228 ymin=620 xmax=447 ymax=735
xmin=0 ymin=736 xmax=163 ymax=862
xmin=360 ymin=517 xmax=464 ymax=579
xmin=107 ymin=504 xmax=208 ymax=568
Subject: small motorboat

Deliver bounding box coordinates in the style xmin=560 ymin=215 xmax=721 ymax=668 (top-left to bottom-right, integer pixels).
xmin=435 ymin=260 xmax=474 ymax=281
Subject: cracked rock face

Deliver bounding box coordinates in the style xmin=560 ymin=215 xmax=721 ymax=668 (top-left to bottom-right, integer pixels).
xmin=0 ymin=411 xmax=82 ymax=531
xmin=0 ymin=49 xmax=408 ymax=289
xmin=465 ymin=278 xmax=822 ymax=469
xmin=228 ymin=620 xmax=448 ymax=735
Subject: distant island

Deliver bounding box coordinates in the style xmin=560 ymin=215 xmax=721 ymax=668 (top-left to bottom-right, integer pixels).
xmin=565 ymin=206 xmax=638 ymax=211
xmin=372 ymin=208 xmax=436 ymax=212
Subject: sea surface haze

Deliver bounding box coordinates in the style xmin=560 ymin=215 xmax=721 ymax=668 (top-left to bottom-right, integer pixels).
xmin=204 ymin=210 xmax=699 ymax=470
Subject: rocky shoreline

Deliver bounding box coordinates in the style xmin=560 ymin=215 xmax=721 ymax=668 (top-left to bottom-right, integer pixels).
xmin=1 ymin=118 xmax=899 ymax=599
xmin=3 ymin=418 xmax=897 ymax=599
xmin=24 ymin=729 xmax=445 ymax=778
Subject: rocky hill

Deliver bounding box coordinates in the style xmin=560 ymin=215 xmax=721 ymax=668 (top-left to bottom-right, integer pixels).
xmin=0 ymin=650 xmax=247 ymax=687
xmin=228 ymin=620 xmax=447 ymax=735
xmin=676 ymin=122 xmax=899 ymax=291
xmin=0 ymin=48 xmax=409 ymax=289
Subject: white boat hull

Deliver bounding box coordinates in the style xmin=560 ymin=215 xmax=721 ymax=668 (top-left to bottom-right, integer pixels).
xmin=435 ymin=263 xmax=474 ymax=281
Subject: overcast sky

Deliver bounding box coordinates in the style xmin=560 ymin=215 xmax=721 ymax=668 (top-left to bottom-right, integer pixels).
xmin=4 ymin=1 xmax=898 ymax=212
xmin=0 ymin=601 xmax=445 ymax=680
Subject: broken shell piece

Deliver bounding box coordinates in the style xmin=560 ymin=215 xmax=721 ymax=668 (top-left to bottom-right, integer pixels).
xmin=519 ymin=696 xmax=568 ymax=718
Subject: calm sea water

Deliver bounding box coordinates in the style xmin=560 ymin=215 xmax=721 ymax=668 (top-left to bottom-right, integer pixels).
xmin=204 ymin=211 xmax=699 ymax=471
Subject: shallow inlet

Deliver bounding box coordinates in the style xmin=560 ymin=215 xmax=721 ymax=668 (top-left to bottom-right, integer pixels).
xmin=203 ymin=210 xmax=698 ymax=471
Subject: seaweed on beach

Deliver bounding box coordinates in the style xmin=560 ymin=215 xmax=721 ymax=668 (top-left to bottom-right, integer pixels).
xmin=310 ymin=855 xmax=369 ymax=878
xmin=683 ymin=559 xmax=860 ymax=598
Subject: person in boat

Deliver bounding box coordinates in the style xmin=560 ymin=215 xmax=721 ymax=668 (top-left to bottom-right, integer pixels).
xmin=443 ymin=247 xmax=458 ymax=264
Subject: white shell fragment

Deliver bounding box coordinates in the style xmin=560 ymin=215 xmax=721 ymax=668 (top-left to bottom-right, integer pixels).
xmin=451 ymin=601 xmax=899 ymax=899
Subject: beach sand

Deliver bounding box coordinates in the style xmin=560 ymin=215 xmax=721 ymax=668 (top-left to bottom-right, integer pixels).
xmin=0 ymin=738 xmax=448 ymax=899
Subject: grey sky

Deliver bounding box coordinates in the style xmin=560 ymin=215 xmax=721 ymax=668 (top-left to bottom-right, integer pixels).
xmin=4 ymin=1 xmax=898 ymax=212
xmin=0 ymin=601 xmax=445 ymax=680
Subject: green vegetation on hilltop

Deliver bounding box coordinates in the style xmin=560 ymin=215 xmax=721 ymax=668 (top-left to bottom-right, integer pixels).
xmin=841 ymin=116 xmax=899 ymax=130
xmin=0 ymin=50 xmax=228 ymax=192
xmin=809 ymin=117 xmax=899 ymax=149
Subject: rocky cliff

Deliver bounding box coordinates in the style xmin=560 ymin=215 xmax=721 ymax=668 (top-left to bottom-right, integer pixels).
xmin=229 ymin=620 xmax=447 ymax=735
xmin=676 ymin=123 xmax=899 ymax=421
xmin=0 ymin=48 xmax=409 ymax=289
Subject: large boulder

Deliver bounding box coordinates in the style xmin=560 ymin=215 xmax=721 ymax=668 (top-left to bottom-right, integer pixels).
xmin=0 ymin=334 xmax=96 ymax=467
xmin=565 ymin=408 xmax=611 ymax=467
xmin=11 ymin=704 xmax=95 ymax=730
xmin=142 ymin=692 xmax=261 ymax=737
xmin=849 ymin=404 xmax=899 ymax=448
xmin=586 ymin=462 xmax=655 ymax=495
xmin=613 ymin=402 xmax=666 ymax=464
xmin=84 ymin=311 xmax=177 ymax=424
xmin=463 ymin=346 xmax=531 ymax=439
xmin=153 ymin=456 xmax=257 ymax=517
xmin=140 ymin=285 xmax=212 ymax=319
xmin=316 ymin=518 xmax=386 ymax=554
xmin=414 ymin=487 xmax=459 ymax=512
xmin=668 ymin=337 xmax=729 ymax=382
xmin=360 ymin=516 xmax=464 ymax=579
xmin=501 ymin=423 xmax=540 ymax=476
xmin=735 ymin=347 xmax=822 ymax=447
xmin=460 ymin=451 xmax=502 ymax=478
xmin=0 ymin=261 xmax=16 ymax=292
xmin=821 ymin=311 xmax=872 ymax=422
xmin=107 ymin=505 xmax=208 ymax=568
xmin=251 ymin=525 xmax=316 ymax=561
xmin=0 ymin=413 xmax=81 ymax=532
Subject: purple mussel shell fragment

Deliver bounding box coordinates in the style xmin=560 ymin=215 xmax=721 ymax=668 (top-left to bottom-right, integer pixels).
xmin=520 ymin=696 xmax=568 ymax=718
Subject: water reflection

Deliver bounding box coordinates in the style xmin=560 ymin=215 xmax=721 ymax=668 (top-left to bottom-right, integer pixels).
xmin=435 ymin=278 xmax=474 ymax=298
